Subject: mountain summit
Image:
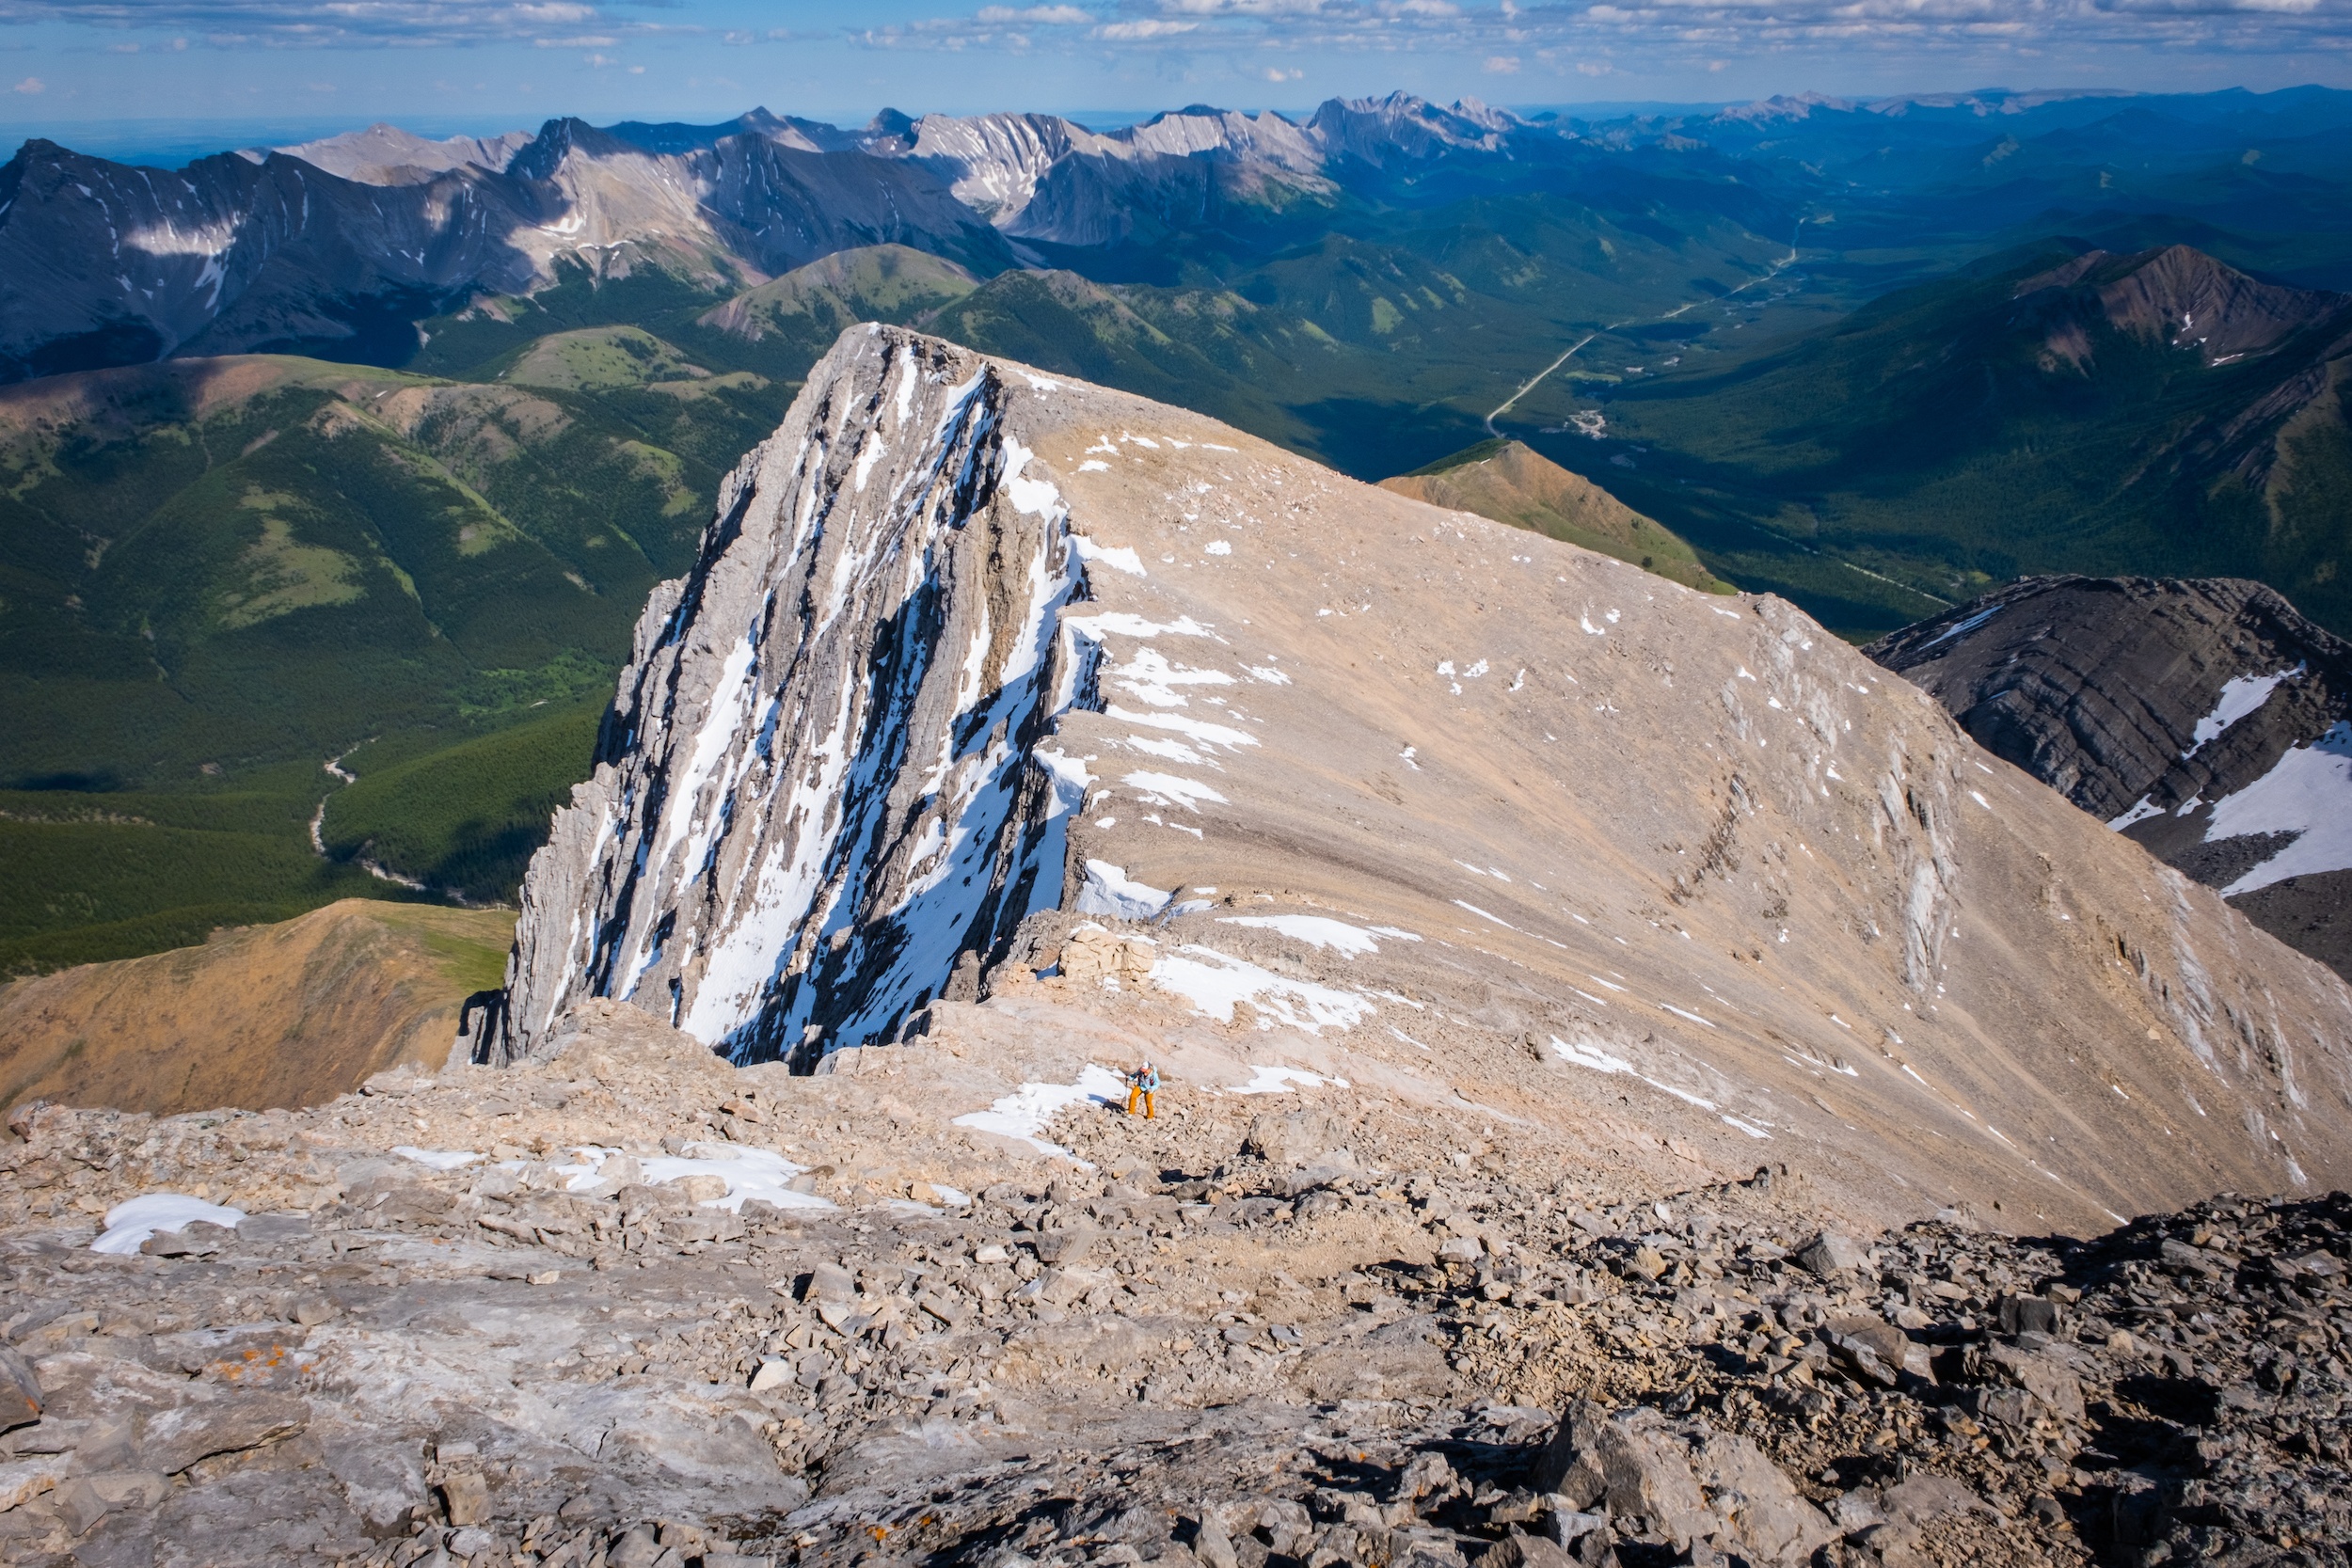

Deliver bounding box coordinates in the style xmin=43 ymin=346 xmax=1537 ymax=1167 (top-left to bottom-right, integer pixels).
xmin=484 ymin=324 xmax=2352 ymax=1233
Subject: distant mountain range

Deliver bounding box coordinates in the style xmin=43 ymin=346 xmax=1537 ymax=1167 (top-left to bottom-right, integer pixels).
xmin=1571 ymin=240 xmax=2352 ymax=638
xmin=13 ymin=86 xmax=2352 ymax=388
xmin=0 ymin=95 xmax=1543 ymax=382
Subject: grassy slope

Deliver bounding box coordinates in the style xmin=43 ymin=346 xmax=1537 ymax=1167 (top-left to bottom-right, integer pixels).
xmin=1378 ymin=438 xmax=1732 ymax=594
xmin=0 ymin=899 xmax=515 ymax=1115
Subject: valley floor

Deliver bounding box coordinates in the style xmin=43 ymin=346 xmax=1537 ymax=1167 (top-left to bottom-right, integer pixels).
xmin=0 ymin=1000 xmax=2343 ymax=1568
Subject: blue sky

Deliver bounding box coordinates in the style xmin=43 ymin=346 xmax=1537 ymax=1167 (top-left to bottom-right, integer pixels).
xmin=1 ymin=0 xmax=2346 ymax=136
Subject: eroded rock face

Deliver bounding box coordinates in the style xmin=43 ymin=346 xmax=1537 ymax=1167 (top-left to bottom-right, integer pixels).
xmin=1869 ymin=574 xmax=2352 ymax=980
xmin=495 ymin=328 xmax=1095 ymax=1065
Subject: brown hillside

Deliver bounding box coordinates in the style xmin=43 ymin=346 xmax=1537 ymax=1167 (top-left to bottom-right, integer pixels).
xmin=0 ymin=899 xmax=511 ymax=1120
xmin=1378 ymin=438 xmax=1729 ymax=592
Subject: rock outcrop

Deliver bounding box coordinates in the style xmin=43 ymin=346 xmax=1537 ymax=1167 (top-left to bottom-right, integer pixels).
xmin=492 ymin=328 xmax=1094 ymax=1066
xmin=1869 ymin=575 xmax=2352 ymax=981
xmin=495 ymin=326 xmax=2352 ymax=1234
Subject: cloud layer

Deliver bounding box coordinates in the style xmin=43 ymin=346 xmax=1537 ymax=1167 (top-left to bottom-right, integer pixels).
xmin=848 ymin=0 xmax=2352 ymax=65
xmin=3 ymin=0 xmax=2344 ymax=55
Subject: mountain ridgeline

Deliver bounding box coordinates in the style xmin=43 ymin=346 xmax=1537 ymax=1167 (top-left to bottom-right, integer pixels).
xmin=490 ymin=325 xmax=2352 ymax=1235
xmin=1377 ymin=440 xmax=1728 ymax=594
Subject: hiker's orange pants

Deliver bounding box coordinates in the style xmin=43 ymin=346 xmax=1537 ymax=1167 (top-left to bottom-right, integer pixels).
xmin=1126 ymin=1086 xmax=1155 ymax=1118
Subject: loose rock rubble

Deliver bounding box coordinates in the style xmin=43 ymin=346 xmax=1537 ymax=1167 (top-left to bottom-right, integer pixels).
xmin=0 ymin=1008 xmax=2344 ymax=1568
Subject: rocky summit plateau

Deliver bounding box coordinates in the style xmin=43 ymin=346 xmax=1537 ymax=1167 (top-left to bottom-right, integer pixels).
xmin=2 ymin=328 xmax=2350 ymax=1568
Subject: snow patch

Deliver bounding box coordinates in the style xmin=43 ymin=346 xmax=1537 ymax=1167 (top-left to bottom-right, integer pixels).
xmin=561 ymin=1144 xmax=834 ymax=1212
xmin=2184 ymin=664 xmax=2303 ymax=757
xmin=2109 ymin=795 xmax=2163 ymax=831
xmin=1076 ymin=859 xmax=1174 ymax=920
xmin=393 ymin=1147 xmax=483 ymax=1171
xmin=954 ymin=1065 xmax=1131 ymax=1158
xmin=1219 ymin=914 xmax=1413 ymax=957
xmin=2208 ymin=721 xmax=2352 ymax=895
xmin=1073 ymin=536 xmax=1145 ymax=576
xmin=1918 ymin=603 xmax=2003 ymax=651
xmin=1149 ymin=944 xmax=1375 ymax=1032
xmin=91 ymin=1194 xmax=245 ymax=1255
xmin=1226 ymin=1065 xmax=1347 ymax=1095
xmin=1122 ymin=770 xmax=1226 ymax=810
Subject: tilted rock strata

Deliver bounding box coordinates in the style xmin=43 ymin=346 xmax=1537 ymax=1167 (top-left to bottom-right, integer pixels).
xmin=1869 ymin=575 xmax=2352 ymax=981
xmin=496 ymin=328 xmax=1091 ymax=1064
xmin=506 ymin=325 xmax=2352 ymax=1232
xmin=0 ymin=1007 xmax=2344 ymax=1566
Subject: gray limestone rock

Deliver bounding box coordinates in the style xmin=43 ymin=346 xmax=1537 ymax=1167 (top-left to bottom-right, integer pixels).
xmin=491 ymin=327 xmax=1096 ymax=1066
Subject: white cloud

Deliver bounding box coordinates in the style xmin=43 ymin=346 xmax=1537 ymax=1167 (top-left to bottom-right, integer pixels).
xmin=977 ymin=3 xmax=1094 ymax=19
xmin=0 ymin=0 xmax=628 ymax=49
xmin=1482 ymin=50 xmax=1518 ymax=69
xmin=9 ymin=73 xmax=40 ymax=91
xmin=1094 ymin=17 xmax=1200 ymax=34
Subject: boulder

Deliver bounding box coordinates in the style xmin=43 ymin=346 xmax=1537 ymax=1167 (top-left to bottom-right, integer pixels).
xmin=1795 ymin=1233 xmax=1866 ymax=1276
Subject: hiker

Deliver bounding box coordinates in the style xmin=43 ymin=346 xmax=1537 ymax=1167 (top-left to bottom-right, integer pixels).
xmin=1126 ymin=1061 xmax=1160 ymax=1119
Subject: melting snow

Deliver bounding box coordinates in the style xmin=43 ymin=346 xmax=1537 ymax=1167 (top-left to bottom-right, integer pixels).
xmin=394 ymin=1147 xmax=482 ymax=1170
xmin=2207 ymin=721 xmax=2352 ymax=895
xmin=1149 ymin=945 xmax=1375 ymax=1032
xmin=91 ymin=1194 xmax=245 ymax=1255
xmin=1454 ymin=900 xmax=1515 ymax=928
xmin=2109 ymin=795 xmax=2163 ymax=831
xmin=2184 ymin=663 xmax=2304 ymax=757
xmin=1073 ymin=536 xmax=1145 ymax=576
xmin=1226 ymin=1065 xmax=1348 ymax=1095
xmin=1078 ymin=460 xmax=1110 ymax=473
xmin=1106 ymin=647 xmax=1236 ymax=708
xmin=1918 ymin=603 xmax=2003 ymax=651
xmin=1076 ymin=860 xmax=1174 ymax=920
xmin=1064 ymin=610 xmax=1215 ymax=641
xmin=1547 ymin=1036 xmax=1724 ymax=1113
xmin=1128 ymin=735 xmax=1205 ymax=765
xmin=954 ymin=1065 xmax=1131 ymax=1157
xmin=559 ymin=1145 xmax=834 ymax=1212
xmin=1123 ymin=770 xmax=1226 ymax=810
xmin=1205 ymin=541 xmax=1232 ymax=556
xmin=1106 ymin=705 xmax=1257 ymax=749
xmin=1219 ymin=914 xmax=1415 ymax=957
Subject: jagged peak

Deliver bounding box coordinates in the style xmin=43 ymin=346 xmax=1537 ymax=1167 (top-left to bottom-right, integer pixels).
xmin=2017 ymin=242 xmax=2347 ymax=365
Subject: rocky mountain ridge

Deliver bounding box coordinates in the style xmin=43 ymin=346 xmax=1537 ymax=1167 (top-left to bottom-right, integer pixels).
xmin=491 ymin=325 xmax=2352 ymax=1235
xmin=1869 ymin=575 xmax=2352 ymax=982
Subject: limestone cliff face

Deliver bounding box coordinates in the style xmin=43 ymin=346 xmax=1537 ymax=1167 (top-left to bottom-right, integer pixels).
xmin=492 ymin=327 xmax=1096 ymax=1064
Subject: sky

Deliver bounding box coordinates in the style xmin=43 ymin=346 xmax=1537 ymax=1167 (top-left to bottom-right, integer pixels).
xmin=0 ymin=0 xmax=2346 ymax=143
